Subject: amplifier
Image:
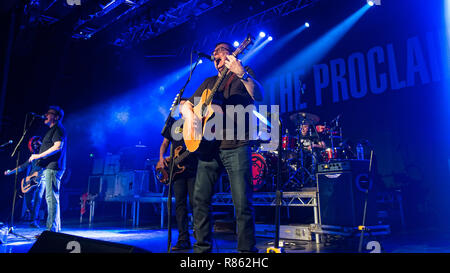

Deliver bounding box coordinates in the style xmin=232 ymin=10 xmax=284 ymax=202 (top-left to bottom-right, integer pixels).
xmin=317 ymin=159 xmax=369 ymax=173
xmin=317 ymin=161 xmax=378 ymax=227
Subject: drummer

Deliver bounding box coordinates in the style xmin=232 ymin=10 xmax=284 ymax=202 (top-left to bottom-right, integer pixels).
xmin=299 ymin=124 xmax=326 ymax=152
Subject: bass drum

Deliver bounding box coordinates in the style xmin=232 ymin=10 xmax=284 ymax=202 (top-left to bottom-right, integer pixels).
xmin=251 ymin=152 xmax=277 ymax=192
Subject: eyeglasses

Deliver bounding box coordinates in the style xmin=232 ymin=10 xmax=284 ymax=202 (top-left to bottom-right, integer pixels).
xmin=212 ymin=46 xmax=231 ymax=55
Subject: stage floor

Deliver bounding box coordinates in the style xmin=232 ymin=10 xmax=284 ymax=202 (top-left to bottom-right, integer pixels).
xmin=1 ymin=221 xmax=450 ymax=253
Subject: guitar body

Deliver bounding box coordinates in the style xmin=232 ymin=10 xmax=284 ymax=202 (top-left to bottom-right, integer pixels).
xmin=156 ymin=146 xmax=189 ymax=184
xmin=21 ymin=171 xmax=41 ymax=193
xmin=183 ymin=88 xmax=215 ymax=152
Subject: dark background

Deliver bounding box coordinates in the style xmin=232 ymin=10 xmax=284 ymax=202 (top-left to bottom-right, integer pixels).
xmin=0 ymin=0 xmax=449 ymax=230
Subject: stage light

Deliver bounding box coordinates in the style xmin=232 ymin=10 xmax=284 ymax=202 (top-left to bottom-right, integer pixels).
xmin=367 ymin=0 xmax=374 ymax=6
xmin=305 ymin=22 xmax=310 ymax=28
xmin=270 ymin=3 xmax=371 ymax=77
xmin=233 ymin=41 xmax=240 ymax=47
xmin=268 ymin=36 xmax=273 ymax=41
xmin=198 ymin=59 xmax=203 ymax=64
xmin=259 ymin=31 xmax=266 ymax=38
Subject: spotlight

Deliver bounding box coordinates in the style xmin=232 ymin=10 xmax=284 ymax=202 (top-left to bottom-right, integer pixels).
xmin=305 ymin=22 xmax=310 ymax=28
xmin=367 ymin=0 xmax=374 ymax=6
xmin=259 ymin=31 xmax=266 ymax=38
xmin=233 ymin=41 xmax=239 ymax=47
xmin=198 ymin=59 xmax=203 ymax=64
xmin=268 ymin=36 xmax=273 ymax=41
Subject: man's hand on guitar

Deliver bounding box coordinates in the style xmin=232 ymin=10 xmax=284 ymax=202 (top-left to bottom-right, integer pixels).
xmin=28 ymin=154 xmax=40 ymax=163
xmin=156 ymin=158 xmax=168 ymax=170
xmin=224 ymin=55 xmax=245 ymax=77
xmin=185 ymin=114 xmax=201 ymax=138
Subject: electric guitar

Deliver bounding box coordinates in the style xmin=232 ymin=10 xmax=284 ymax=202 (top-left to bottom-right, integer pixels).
xmin=21 ymin=171 xmax=42 ymax=193
xmin=155 ymin=145 xmax=192 ymax=184
xmin=183 ymin=34 xmax=253 ymax=152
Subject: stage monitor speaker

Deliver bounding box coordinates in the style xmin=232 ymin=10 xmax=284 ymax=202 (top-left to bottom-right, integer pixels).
xmin=28 ymin=231 xmax=149 ymax=253
xmin=317 ymin=164 xmax=377 ymax=227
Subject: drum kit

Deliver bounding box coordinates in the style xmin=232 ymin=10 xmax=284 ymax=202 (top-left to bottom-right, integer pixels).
xmin=251 ymin=111 xmax=355 ymax=192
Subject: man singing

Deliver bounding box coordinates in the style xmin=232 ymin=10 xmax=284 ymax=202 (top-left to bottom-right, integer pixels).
xmin=29 ymin=106 xmax=67 ymax=232
xmin=181 ymin=42 xmax=264 ymax=253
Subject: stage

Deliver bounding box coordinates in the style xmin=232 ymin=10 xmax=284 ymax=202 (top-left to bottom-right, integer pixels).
xmin=1 ymin=220 xmax=449 ymax=253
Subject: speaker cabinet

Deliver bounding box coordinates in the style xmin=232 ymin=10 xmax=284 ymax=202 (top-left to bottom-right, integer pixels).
xmin=28 ymin=231 xmax=148 ymax=253
xmin=317 ymin=163 xmax=377 ymax=227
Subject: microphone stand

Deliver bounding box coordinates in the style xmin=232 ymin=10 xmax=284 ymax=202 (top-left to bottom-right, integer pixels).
xmin=3 ymin=114 xmax=36 ymax=243
xmin=267 ymin=116 xmax=285 ymax=253
xmin=358 ymin=143 xmax=374 ymax=253
xmin=165 ymin=55 xmax=201 ymax=253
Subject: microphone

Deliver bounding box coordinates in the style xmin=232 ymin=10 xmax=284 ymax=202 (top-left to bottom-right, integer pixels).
xmin=194 ymin=50 xmax=214 ymax=62
xmin=29 ymin=112 xmax=45 ymax=119
xmin=0 ymin=140 xmax=13 ymax=148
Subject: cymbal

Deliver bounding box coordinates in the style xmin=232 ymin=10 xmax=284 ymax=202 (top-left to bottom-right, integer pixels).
xmin=289 ymin=112 xmax=320 ymax=125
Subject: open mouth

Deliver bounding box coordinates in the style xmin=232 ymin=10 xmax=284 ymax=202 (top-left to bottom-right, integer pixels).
xmin=216 ymin=58 xmax=225 ymax=71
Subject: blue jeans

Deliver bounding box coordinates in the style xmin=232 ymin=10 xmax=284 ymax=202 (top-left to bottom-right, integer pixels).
xmin=31 ymin=180 xmax=45 ymax=224
xmin=193 ymin=145 xmax=256 ymax=253
xmin=42 ymin=169 xmax=64 ymax=232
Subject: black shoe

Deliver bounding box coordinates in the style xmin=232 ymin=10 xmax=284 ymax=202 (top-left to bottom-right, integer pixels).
xmin=171 ymin=241 xmax=192 ymax=251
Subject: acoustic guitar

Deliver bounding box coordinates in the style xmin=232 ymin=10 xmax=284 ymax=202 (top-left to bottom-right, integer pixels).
xmin=155 ymin=145 xmax=191 ymax=184
xmin=183 ymin=34 xmax=253 ymax=152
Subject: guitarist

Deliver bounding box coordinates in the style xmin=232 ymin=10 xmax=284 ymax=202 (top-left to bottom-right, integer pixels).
xmin=4 ymin=136 xmax=44 ymax=228
xmin=181 ymin=41 xmax=264 ymax=253
xmin=156 ymin=98 xmax=198 ymax=251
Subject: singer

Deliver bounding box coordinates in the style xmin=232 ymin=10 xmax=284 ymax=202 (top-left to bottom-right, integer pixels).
xmin=28 ymin=106 xmax=67 ymax=233
xmin=181 ymin=41 xmax=263 ymax=253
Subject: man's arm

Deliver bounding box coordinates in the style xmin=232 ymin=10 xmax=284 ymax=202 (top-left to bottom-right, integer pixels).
xmin=156 ymin=138 xmax=171 ymax=170
xmin=225 ymin=55 xmax=264 ymax=101
xmin=4 ymin=161 xmax=30 ymax=176
xmin=28 ymin=141 xmax=63 ymax=162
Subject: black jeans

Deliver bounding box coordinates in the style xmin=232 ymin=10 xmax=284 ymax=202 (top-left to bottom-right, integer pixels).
xmin=173 ymin=175 xmax=195 ymax=242
xmin=193 ymin=145 xmax=256 ymax=253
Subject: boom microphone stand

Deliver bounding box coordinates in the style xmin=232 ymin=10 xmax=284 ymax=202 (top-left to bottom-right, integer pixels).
xmin=164 ymin=55 xmax=201 ymax=253
xmin=3 ymin=114 xmax=36 ymax=243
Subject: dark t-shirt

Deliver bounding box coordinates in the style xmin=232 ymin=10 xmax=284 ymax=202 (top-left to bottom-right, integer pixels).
xmin=188 ymin=67 xmax=256 ymax=150
xmin=37 ymin=123 xmax=67 ymax=171
xmin=162 ymin=121 xmax=198 ymax=178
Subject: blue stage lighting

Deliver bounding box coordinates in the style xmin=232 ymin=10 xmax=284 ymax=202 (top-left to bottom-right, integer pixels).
xmin=367 ymin=0 xmax=374 ymax=6
xmin=233 ymin=41 xmax=240 ymax=47
xmin=198 ymin=59 xmax=203 ymax=64
xmin=268 ymin=36 xmax=273 ymax=41
xmin=259 ymin=32 xmax=266 ymax=38
xmin=305 ymin=22 xmax=310 ymax=28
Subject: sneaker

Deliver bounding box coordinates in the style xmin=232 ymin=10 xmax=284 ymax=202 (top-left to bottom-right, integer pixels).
xmin=171 ymin=240 xmax=192 ymax=251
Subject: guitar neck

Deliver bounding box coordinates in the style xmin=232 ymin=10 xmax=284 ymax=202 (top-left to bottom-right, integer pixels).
xmin=205 ymin=67 xmax=230 ymax=106
xmin=173 ymin=150 xmax=191 ymax=165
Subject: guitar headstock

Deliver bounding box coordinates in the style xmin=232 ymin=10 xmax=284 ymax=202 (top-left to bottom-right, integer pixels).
xmin=232 ymin=34 xmax=253 ymax=58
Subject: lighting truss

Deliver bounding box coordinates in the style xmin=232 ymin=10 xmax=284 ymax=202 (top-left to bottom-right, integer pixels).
xmin=178 ymin=0 xmax=320 ymax=55
xmin=104 ymin=0 xmax=224 ymax=46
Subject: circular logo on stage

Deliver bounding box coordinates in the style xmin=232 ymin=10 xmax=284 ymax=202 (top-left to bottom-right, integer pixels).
xmin=355 ymin=173 xmax=372 ymax=192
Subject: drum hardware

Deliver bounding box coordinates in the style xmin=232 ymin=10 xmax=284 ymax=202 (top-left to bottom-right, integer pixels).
xmin=251 ymin=111 xmax=358 ymax=191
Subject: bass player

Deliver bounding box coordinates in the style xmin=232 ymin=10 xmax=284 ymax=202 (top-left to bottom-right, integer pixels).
xmin=156 ymin=98 xmax=198 ymax=251
xmin=4 ymin=136 xmax=44 ymax=228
